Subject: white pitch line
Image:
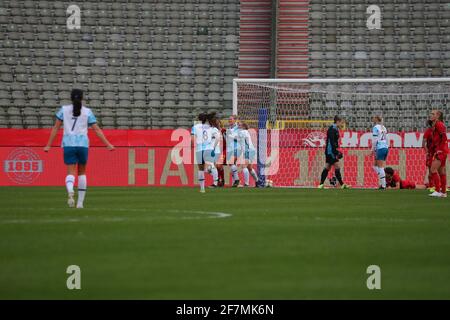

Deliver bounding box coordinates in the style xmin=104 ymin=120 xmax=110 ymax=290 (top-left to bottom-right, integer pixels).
xmin=0 ymin=208 xmax=232 ymax=225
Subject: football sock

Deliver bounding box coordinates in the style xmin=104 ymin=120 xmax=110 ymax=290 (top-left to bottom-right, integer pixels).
xmin=218 ymin=166 xmax=224 ymax=182
xmin=211 ymin=166 xmax=218 ymax=186
xmin=250 ymin=169 xmax=259 ymax=182
xmin=440 ymin=174 xmax=447 ymax=194
xmin=243 ymin=168 xmax=249 ymax=185
xmin=320 ymin=168 xmax=329 ymax=184
xmin=432 ymin=172 xmax=441 ymax=192
xmin=335 ymin=168 xmax=344 ymax=185
xmin=198 ymin=171 xmax=205 ymax=190
xmin=378 ymin=167 xmax=386 ymax=188
xmin=65 ymin=175 xmax=75 ymax=195
xmin=231 ymin=164 xmax=239 ymax=182
xmin=372 ymin=165 xmax=379 ymax=176
xmin=77 ymin=175 xmax=87 ymax=206
xmin=428 ymin=173 xmax=434 ymax=188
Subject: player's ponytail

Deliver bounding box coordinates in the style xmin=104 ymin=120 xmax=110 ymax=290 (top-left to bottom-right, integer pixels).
xmin=198 ymin=112 xmax=208 ymax=124
xmin=207 ymin=112 xmax=217 ymax=126
xmin=438 ymin=110 xmax=444 ymax=121
xmin=333 ymin=115 xmax=342 ymax=123
xmin=384 ymin=167 xmax=394 ymax=175
xmin=71 ymin=89 xmax=83 ymax=117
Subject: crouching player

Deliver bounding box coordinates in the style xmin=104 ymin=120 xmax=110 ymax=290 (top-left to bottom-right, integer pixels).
xmin=318 ymin=116 xmax=349 ymax=189
xmin=429 ymin=110 xmax=448 ymax=198
xmin=384 ymin=167 xmax=426 ymax=190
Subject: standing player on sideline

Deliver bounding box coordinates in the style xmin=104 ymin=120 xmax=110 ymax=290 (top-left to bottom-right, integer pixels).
xmin=423 ymin=120 xmax=435 ymax=192
xmin=226 ymin=115 xmax=241 ymax=187
xmin=44 ymin=89 xmax=114 ymax=208
xmin=429 ymin=110 xmax=448 ymax=198
xmin=191 ymin=112 xmax=213 ymax=193
xmin=318 ymin=116 xmax=349 ymax=189
xmin=238 ymin=121 xmax=259 ymax=187
xmin=372 ymin=116 xmax=389 ymax=190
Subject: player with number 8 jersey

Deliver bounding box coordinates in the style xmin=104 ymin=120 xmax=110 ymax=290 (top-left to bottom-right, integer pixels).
xmin=44 ymin=89 xmax=114 ymax=208
xmin=372 ymin=116 xmax=389 ymax=190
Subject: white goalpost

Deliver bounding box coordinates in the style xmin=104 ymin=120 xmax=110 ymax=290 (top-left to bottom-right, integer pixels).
xmin=232 ymin=78 xmax=450 ymax=188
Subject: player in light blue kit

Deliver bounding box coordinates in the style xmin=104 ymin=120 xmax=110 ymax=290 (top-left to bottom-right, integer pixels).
xmin=372 ymin=115 xmax=389 ymax=190
xmin=191 ymin=112 xmax=214 ymax=193
xmin=226 ymin=115 xmax=241 ymax=187
xmin=44 ymin=89 xmax=114 ymax=208
xmin=238 ymin=121 xmax=259 ymax=187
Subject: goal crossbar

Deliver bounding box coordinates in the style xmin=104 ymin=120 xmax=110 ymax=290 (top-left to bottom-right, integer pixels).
xmin=232 ymin=77 xmax=450 ymax=114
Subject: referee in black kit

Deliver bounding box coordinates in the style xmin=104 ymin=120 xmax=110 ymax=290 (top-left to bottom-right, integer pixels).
xmin=318 ymin=115 xmax=350 ymax=189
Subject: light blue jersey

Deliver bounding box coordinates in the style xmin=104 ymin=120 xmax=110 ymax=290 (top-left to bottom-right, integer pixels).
xmin=209 ymin=127 xmax=221 ymax=154
xmin=56 ymin=105 xmax=97 ymax=148
xmin=191 ymin=123 xmax=213 ymax=151
xmin=226 ymin=124 xmax=240 ymax=151
xmin=372 ymin=124 xmax=388 ymax=150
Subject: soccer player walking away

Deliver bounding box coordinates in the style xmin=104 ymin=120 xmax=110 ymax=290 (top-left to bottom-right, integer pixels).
xmin=429 ymin=110 xmax=448 ymax=198
xmin=372 ymin=116 xmax=389 ymax=190
xmin=44 ymin=89 xmax=114 ymax=208
xmin=318 ymin=116 xmax=349 ymax=189
xmin=423 ymin=120 xmax=435 ymax=192
xmin=191 ymin=112 xmax=213 ymax=193
xmin=226 ymin=115 xmax=241 ymax=187
xmin=238 ymin=122 xmax=259 ymax=187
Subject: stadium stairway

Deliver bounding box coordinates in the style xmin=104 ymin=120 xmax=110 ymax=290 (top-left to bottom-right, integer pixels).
xmin=238 ymin=0 xmax=273 ymax=78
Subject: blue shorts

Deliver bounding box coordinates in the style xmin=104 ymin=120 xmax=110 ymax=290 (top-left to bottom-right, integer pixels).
xmin=375 ymin=148 xmax=389 ymax=161
xmin=64 ymin=147 xmax=89 ymax=165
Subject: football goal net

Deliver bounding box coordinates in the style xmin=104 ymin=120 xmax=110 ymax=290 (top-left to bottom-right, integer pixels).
xmin=233 ymin=78 xmax=450 ymax=188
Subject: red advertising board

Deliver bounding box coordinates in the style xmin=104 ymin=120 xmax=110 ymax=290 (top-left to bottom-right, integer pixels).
xmin=0 ymin=128 xmax=449 ymax=188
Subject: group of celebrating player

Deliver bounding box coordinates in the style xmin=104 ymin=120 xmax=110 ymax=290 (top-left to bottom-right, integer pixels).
xmin=43 ymin=89 xmax=448 ymax=207
xmin=318 ymin=110 xmax=448 ymax=198
xmin=191 ymin=112 xmax=260 ymax=193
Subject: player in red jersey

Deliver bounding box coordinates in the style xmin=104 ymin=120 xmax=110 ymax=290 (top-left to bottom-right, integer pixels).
xmin=429 ymin=110 xmax=448 ymax=198
xmin=215 ymin=118 xmax=226 ymax=187
xmin=422 ymin=120 xmax=435 ymax=191
xmin=384 ymin=167 xmax=426 ymax=190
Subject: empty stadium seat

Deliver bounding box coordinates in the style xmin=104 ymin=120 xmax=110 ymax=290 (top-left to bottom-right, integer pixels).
xmin=0 ymin=0 xmax=240 ymax=128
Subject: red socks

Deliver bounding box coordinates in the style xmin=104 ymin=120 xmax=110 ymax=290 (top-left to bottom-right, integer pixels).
xmin=440 ymin=174 xmax=447 ymax=194
xmin=218 ymin=167 xmax=224 ymax=183
xmin=432 ymin=172 xmax=441 ymax=192
xmin=428 ymin=174 xmax=434 ymax=188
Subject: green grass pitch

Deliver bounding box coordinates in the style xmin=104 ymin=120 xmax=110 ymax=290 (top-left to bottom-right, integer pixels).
xmin=0 ymin=186 xmax=449 ymax=299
